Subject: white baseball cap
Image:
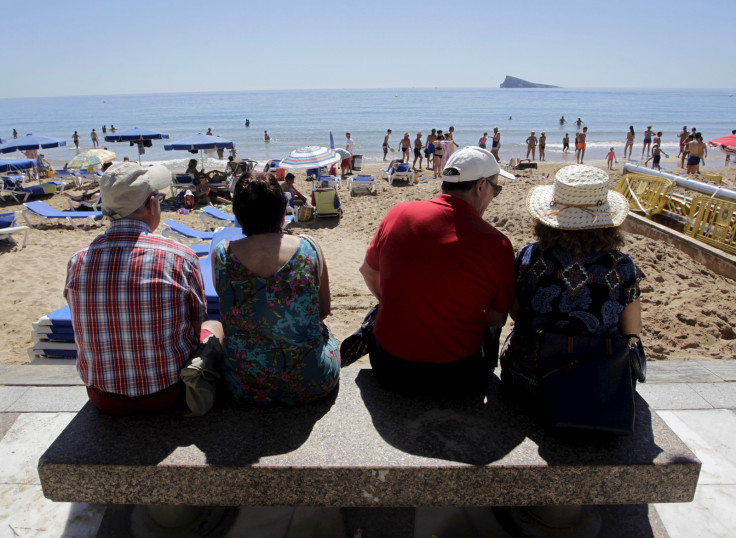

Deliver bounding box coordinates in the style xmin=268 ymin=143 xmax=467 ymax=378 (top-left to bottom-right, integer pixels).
xmin=442 ymin=146 xmax=515 ymax=183
xmin=101 ymin=162 xmax=172 ymax=219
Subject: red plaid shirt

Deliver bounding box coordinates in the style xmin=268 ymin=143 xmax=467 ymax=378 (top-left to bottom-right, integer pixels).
xmin=64 ymin=219 xmax=207 ymax=396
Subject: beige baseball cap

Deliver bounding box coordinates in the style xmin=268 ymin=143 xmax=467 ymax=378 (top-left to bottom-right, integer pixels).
xmin=100 ymin=162 xmax=172 ymax=219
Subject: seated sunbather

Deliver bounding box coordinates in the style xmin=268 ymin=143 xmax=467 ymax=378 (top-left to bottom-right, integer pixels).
xmin=196 ymin=174 xmax=231 ymax=206
xmin=63 ymin=189 xmax=101 ymax=211
xmin=283 ymin=173 xmax=307 ymax=206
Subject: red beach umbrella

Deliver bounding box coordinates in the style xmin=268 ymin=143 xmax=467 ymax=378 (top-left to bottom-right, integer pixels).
xmin=707 ymin=134 xmax=736 ymax=156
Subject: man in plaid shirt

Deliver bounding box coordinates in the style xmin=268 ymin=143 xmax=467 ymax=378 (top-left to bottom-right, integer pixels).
xmin=64 ymin=162 xmax=222 ymax=414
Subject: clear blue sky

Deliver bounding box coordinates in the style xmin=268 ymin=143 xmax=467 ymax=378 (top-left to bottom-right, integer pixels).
xmin=2 ymin=0 xmax=732 ymax=98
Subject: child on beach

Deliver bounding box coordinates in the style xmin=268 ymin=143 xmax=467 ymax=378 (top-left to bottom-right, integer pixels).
xmin=606 ymin=147 xmax=617 ymax=170
xmin=646 ymin=144 xmax=668 ymax=171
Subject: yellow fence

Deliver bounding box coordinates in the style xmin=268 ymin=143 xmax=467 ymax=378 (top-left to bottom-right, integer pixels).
xmin=684 ymin=196 xmax=736 ymax=255
xmin=615 ymin=173 xmax=674 ymax=217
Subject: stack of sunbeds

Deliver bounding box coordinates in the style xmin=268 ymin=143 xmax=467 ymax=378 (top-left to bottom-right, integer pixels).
xmin=29 ymin=305 xmax=76 ymax=364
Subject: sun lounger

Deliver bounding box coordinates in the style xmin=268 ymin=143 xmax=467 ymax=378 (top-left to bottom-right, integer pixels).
xmin=161 ymin=219 xmax=215 ymax=244
xmin=313 ymin=188 xmax=341 ymax=218
xmin=22 ymin=200 xmax=102 ymax=230
xmin=0 ymin=212 xmax=29 ymax=247
xmin=315 ymin=175 xmax=341 ymax=190
xmin=199 ymin=205 xmax=236 ymax=231
xmin=380 ymin=163 xmax=413 ymax=186
xmin=1 ymin=177 xmax=63 ymax=203
xmin=28 ymin=305 xmax=76 ymax=364
xmin=348 ymin=175 xmax=376 ymax=195
xmin=169 ymin=173 xmax=196 ymax=197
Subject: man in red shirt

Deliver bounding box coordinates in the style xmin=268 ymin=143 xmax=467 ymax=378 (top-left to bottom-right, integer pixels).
xmin=359 ymin=146 xmax=515 ymax=396
xmin=65 ymin=162 xmax=223 ymax=414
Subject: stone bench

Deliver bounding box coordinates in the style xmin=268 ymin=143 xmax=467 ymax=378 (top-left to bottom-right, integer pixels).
xmin=38 ymin=367 xmax=701 ymax=536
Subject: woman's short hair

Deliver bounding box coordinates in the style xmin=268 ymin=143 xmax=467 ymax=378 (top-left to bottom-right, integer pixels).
xmin=534 ymin=220 xmax=625 ymax=258
xmin=233 ymin=172 xmax=286 ymax=235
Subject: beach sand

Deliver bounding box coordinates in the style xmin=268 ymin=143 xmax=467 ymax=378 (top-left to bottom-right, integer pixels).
xmin=1 ymin=158 xmax=735 ymax=366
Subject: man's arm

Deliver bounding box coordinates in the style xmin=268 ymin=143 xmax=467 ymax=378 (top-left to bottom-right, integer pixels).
xmin=359 ymin=259 xmax=381 ymax=301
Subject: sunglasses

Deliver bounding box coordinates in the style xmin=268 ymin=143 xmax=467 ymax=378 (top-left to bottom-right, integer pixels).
xmin=151 ymin=192 xmax=166 ymax=203
xmin=486 ymin=179 xmax=502 ymax=196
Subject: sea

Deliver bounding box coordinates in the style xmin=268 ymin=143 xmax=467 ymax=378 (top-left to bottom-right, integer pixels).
xmin=1 ymin=88 xmax=734 ymax=170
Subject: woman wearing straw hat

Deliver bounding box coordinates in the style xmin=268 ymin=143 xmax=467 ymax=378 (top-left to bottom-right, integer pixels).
xmin=500 ymin=164 xmax=645 ymax=394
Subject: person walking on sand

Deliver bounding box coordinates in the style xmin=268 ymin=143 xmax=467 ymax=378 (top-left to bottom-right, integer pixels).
xmin=624 ymin=126 xmax=635 ymax=160
xmin=562 ymin=133 xmax=570 ymax=153
xmin=491 ymin=127 xmax=501 ymax=160
xmin=398 ymin=132 xmax=411 ymax=163
xmin=606 ymin=147 xmax=617 ymax=170
xmin=538 ymin=132 xmax=546 ymax=161
xmin=413 ymin=132 xmax=424 ymax=171
xmin=677 ymin=126 xmax=688 ymax=158
xmin=686 ymin=133 xmax=707 ymax=174
xmin=646 ymin=144 xmax=666 ymax=171
xmin=382 ymin=129 xmax=392 ymax=161
xmin=425 ymin=129 xmax=437 ymax=169
xmin=344 ymin=132 xmax=355 ymax=176
xmin=91 ymin=129 xmax=99 ymax=148
xmin=72 ymin=131 xmax=80 ymax=150
xmin=525 ymin=132 xmax=538 ymax=161
xmin=641 ymin=125 xmax=654 ymax=159
xmin=576 ymin=127 xmax=588 ymax=164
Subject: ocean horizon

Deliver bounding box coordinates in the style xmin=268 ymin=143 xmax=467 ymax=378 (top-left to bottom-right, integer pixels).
xmin=1 ymin=87 xmax=734 ymax=170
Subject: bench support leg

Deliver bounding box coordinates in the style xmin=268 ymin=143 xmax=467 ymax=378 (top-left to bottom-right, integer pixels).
xmin=494 ymin=504 xmax=602 ymax=538
xmin=98 ymin=504 xmax=237 ymax=537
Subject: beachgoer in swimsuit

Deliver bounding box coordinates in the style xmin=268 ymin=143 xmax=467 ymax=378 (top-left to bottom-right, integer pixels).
xmin=538 ymin=133 xmax=546 ymax=161
xmin=383 ymin=129 xmax=391 ymax=161
xmin=425 ymin=129 xmax=437 ymax=168
xmin=624 ymin=126 xmax=635 ymax=160
xmin=576 ymin=127 xmax=588 ymax=164
xmin=413 ymin=132 xmax=424 ymax=170
xmin=641 ymin=126 xmax=654 ymax=159
xmin=525 ymin=132 xmax=537 ymax=161
xmin=478 ymin=132 xmax=488 ymax=149
xmin=433 ymin=135 xmax=444 ymax=178
xmin=677 ymin=126 xmax=688 ymax=158
xmin=646 ymin=145 xmax=663 ymax=170
xmin=686 ymin=133 xmax=706 ymax=174
xmin=491 ymin=127 xmax=500 ymax=160
xmin=562 ymin=133 xmax=570 ymax=152
xmin=399 ymin=133 xmax=411 ymax=163
xmin=606 ymin=147 xmax=617 ymax=170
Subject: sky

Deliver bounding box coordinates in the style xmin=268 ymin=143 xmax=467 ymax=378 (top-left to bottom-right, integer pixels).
xmin=1 ymin=0 xmax=733 ymax=99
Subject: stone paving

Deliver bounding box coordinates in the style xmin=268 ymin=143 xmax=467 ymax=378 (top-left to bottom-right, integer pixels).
xmin=0 ymin=361 xmax=734 ymax=537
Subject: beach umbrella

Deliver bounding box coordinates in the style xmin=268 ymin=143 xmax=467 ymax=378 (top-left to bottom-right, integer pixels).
xmin=329 ymin=131 xmax=335 ymax=149
xmin=0 ymin=134 xmax=67 ymax=154
xmin=0 ymin=158 xmax=35 ymax=172
xmin=164 ymin=133 xmax=235 ymax=167
xmin=708 ymin=134 xmax=736 ymax=156
xmin=67 ymin=149 xmax=117 ymax=170
xmin=279 ymin=146 xmax=341 ymax=169
xmin=104 ymin=127 xmax=170 ymax=163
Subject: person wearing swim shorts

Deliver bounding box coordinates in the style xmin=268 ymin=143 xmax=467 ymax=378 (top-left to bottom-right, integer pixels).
xmin=539 ymin=132 xmax=546 ymax=161
xmin=399 ymin=132 xmax=411 ymax=163
xmin=562 ymin=133 xmax=570 ymax=152
xmin=677 ymin=126 xmax=688 ymax=158
xmin=576 ymin=127 xmax=587 ymax=164
xmin=383 ymin=129 xmax=391 ymax=161
xmin=413 ymin=132 xmax=424 ymax=170
xmin=686 ymin=133 xmax=706 ymax=174
xmin=641 ymin=125 xmax=654 ymax=159
xmin=425 ymin=129 xmax=437 ymax=168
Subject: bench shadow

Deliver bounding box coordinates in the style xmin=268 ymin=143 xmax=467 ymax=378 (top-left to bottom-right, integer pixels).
xmin=41 ymin=386 xmax=338 ymax=467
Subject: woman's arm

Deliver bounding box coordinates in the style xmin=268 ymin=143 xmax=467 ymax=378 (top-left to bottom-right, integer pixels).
xmin=620 ymin=298 xmax=643 ymax=335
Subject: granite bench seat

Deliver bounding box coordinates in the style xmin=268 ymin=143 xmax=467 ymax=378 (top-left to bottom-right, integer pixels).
xmin=38 ymin=367 xmax=701 ymax=536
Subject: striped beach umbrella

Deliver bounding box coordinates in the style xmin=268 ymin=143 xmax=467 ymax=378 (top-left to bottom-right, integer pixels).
xmin=67 ymin=149 xmax=116 ymax=170
xmin=279 ymin=146 xmax=341 ymax=169
xmin=708 ymin=134 xmax=736 ymax=156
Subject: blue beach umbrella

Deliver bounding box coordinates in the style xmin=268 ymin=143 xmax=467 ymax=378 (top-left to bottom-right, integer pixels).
xmin=104 ymin=127 xmax=170 ymax=163
xmin=0 ymin=158 xmax=35 ymax=172
xmin=329 ymin=131 xmax=335 ymax=150
xmin=0 ymin=134 xmax=67 ymax=154
xmin=164 ymin=133 xmax=234 ymax=167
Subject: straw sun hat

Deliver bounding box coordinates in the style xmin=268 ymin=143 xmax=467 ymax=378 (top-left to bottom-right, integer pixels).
xmin=526 ymin=165 xmax=629 ymax=229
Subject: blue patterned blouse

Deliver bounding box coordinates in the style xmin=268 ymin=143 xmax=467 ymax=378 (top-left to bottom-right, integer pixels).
xmin=500 ymin=243 xmax=645 ymax=392
xmin=213 ymin=239 xmax=340 ymax=405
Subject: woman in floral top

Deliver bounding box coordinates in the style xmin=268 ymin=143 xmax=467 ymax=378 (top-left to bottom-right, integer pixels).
xmin=500 ymin=165 xmax=644 ymax=394
xmin=213 ymin=173 xmax=339 ymax=404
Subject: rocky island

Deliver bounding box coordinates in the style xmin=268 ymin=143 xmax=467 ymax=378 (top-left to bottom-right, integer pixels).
xmin=500 ymin=76 xmax=560 ymax=89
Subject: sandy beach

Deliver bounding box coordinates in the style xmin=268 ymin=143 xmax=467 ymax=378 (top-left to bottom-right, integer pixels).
xmin=1 ymin=158 xmax=735 ymax=366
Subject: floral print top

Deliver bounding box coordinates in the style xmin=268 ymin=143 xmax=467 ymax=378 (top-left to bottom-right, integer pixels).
xmin=213 ymin=239 xmax=340 ymax=405
xmin=500 ymin=243 xmax=645 ymax=392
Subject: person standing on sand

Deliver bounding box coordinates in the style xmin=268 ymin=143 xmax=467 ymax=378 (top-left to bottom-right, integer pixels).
xmin=539 ymin=133 xmax=546 ymax=161
xmin=641 ymin=125 xmax=654 ymax=159
xmin=576 ymin=127 xmax=588 ymax=164
xmin=562 ymin=133 xmax=570 ymax=153
xmin=413 ymin=132 xmax=424 ymax=171
xmin=344 ymin=132 xmax=355 ymax=176
xmin=382 ymin=129 xmax=392 ymax=161
xmin=446 ymin=126 xmax=459 ymax=157
xmin=607 ymin=147 xmax=617 ymax=170
xmin=624 ymin=126 xmax=635 ymax=160
xmin=677 ymin=126 xmax=688 ymax=158
xmin=91 ymin=129 xmax=99 ymax=148
xmin=525 ymin=132 xmax=537 ymax=161
xmin=398 ymin=132 xmax=411 ymax=163
xmin=491 ymin=127 xmax=501 ymax=160
xmin=425 ymin=129 xmax=437 ymax=169
xmin=686 ymin=133 xmax=707 ymax=174
xmin=433 ymin=134 xmax=445 ymax=178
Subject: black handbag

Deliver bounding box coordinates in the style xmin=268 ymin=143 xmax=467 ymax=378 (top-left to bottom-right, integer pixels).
xmin=537 ymin=331 xmax=646 ymax=436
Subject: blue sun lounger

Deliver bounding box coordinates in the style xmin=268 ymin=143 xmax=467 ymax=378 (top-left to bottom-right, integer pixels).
xmin=199 ymin=206 xmax=236 ymax=231
xmin=22 ymin=200 xmax=103 ymax=230
xmin=161 ymin=219 xmax=214 ymax=244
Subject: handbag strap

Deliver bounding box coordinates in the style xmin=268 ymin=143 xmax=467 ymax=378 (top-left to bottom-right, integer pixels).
xmin=299 ymin=234 xmax=324 ymax=277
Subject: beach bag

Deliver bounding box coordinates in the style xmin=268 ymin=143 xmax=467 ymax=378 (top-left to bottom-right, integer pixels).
xmin=298 ymin=205 xmax=314 ymax=221
xmin=180 ymin=336 xmax=223 ymax=417
xmin=339 ymin=305 xmax=378 ymax=367
xmin=537 ymin=331 xmax=646 ymax=436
